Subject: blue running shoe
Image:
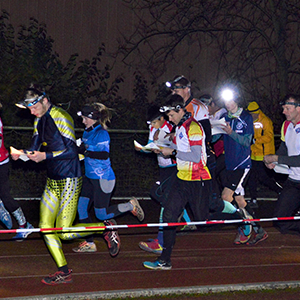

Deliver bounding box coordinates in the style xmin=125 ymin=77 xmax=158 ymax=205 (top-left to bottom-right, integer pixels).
xmin=12 ymin=222 xmax=34 ymax=241
xmin=0 ymin=200 xmax=12 ymax=229
xmin=143 ymin=259 xmax=172 ymax=270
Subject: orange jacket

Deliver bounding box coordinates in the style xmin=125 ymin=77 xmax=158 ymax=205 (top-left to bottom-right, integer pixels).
xmin=251 ymin=111 xmax=275 ymax=161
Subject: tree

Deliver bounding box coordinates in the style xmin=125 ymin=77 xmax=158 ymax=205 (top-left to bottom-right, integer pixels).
xmin=0 ymin=10 xmax=125 ymax=128
xmin=119 ymin=0 xmax=300 ymax=117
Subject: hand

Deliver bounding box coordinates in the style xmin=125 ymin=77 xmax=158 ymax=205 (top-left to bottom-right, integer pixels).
xmin=11 ymin=153 xmax=20 ymax=161
xmin=221 ymin=122 xmax=233 ymax=135
xmin=27 ymin=151 xmax=46 ymax=163
xmin=165 ymin=132 xmax=175 ymax=141
xmin=160 ymin=147 xmax=173 ymax=156
xmin=153 ymin=130 xmax=159 ymax=141
xmin=10 ymin=148 xmax=23 ymax=161
xmin=263 ymin=154 xmax=278 ymax=169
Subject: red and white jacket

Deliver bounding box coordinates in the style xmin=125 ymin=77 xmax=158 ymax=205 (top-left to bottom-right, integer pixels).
xmin=0 ymin=118 xmax=9 ymax=164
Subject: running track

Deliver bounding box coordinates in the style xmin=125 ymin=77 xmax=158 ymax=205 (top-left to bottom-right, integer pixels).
xmin=1 ymin=200 xmax=300 ymax=299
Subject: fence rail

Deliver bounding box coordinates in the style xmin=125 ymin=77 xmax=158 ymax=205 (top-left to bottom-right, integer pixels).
xmin=4 ymin=127 xmax=282 ymax=199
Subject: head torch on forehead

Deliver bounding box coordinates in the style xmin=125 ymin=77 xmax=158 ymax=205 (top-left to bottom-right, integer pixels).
xmin=279 ymin=101 xmax=300 ymax=107
xmin=77 ymin=106 xmax=101 ymax=120
xmin=159 ymin=104 xmax=182 ymax=113
xmin=165 ymin=75 xmax=190 ymax=90
xmin=15 ymin=93 xmax=46 ymax=109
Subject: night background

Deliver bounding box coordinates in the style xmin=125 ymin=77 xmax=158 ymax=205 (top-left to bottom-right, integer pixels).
xmin=0 ymin=0 xmax=296 ymax=196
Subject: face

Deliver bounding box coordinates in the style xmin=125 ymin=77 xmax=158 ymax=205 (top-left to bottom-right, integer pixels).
xmin=28 ymin=98 xmax=50 ymax=118
xmin=250 ymin=112 xmax=259 ymax=121
xmin=167 ymin=109 xmax=184 ymax=125
xmin=150 ymin=117 xmax=165 ymax=129
xmin=81 ymin=116 xmax=97 ymax=128
xmin=208 ymin=102 xmax=218 ymax=115
xmin=224 ymin=100 xmax=238 ymax=114
xmin=172 ymin=84 xmax=190 ymax=102
xmin=282 ymin=99 xmax=300 ymax=125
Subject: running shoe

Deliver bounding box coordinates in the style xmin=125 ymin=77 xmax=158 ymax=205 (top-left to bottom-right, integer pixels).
xmin=234 ymin=226 xmax=252 ymax=245
xmin=0 ymin=200 xmax=12 ymax=229
xmin=129 ymin=197 xmax=144 ymax=221
xmin=72 ymin=241 xmax=97 ymax=253
xmin=104 ymin=219 xmax=121 ymax=257
xmin=139 ymin=238 xmax=163 ymax=254
xmin=143 ymin=259 xmax=172 ymax=270
xmin=41 ymin=269 xmax=73 ymax=285
xmin=12 ymin=222 xmax=34 ymax=241
xmin=247 ymin=228 xmax=268 ymax=246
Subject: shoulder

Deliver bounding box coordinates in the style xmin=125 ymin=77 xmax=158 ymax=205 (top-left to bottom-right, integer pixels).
xmin=50 ymin=106 xmax=74 ymax=122
xmin=161 ymin=120 xmax=173 ymax=132
xmin=185 ymin=117 xmax=202 ymax=132
xmin=95 ymin=125 xmax=109 ymax=138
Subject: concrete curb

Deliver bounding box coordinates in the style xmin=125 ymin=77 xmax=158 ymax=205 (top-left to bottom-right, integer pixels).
xmin=6 ymin=280 xmax=300 ymax=300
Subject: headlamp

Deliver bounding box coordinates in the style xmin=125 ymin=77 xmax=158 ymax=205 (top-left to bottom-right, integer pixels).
xmin=15 ymin=93 xmax=46 ymax=109
xmin=159 ymin=104 xmax=182 ymax=113
xmin=279 ymin=101 xmax=300 ymax=107
xmin=165 ymin=75 xmax=186 ymax=90
xmin=77 ymin=105 xmax=101 ymax=120
xmin=221 ymin=89 xmax=234 ymax=102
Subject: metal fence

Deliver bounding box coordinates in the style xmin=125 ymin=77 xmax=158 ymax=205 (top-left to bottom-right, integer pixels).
xmin=4 ymin=127 xmax=158 ymax=199
xmin=4 ymin=127 xmax=282 ymax=200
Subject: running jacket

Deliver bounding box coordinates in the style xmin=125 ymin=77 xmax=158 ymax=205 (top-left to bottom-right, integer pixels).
xmin=0 ymin=118 xmax=9 ymax=163
xmin=185 ymin=96 xmax=209 ymax=121
xmin=28 ymin=105 xmax=81 ymax=180
xmin=251 ymin=111 xmax=275 ymax=161
xmin=148 ymin=120 xmax=176 ymax=168
xmin=82 ymin=123 xmax=115 ymax=180
xmin=223 ymin=109 xmax=253 ymax=170
xmin=174 ymin=115 xmax=211 ymax=181
xmin=279 ymin=120 xmax=300 ymax=181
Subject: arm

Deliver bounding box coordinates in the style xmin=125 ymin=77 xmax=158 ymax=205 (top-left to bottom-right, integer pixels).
xmin=254 ymin=119 xmax=274 ymax=145
xmin=160 ymin=145 xmax=202 ymax=163
xmin=177 ymin=145 xmax=202 ymax=163
xmin=277 ymin=142 xmax=300 ymax=167
xmin=228 ymin=131 xmax=253 ymax=147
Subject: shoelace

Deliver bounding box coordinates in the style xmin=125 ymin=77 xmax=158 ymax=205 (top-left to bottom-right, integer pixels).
xmin=107 ymin=231 xmax=119 ymax=247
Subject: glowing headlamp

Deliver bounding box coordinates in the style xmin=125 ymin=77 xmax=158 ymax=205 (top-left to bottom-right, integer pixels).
xmin=77 ymin=106 xmax=101 ymax=120
xmin=15 ymin=93 xmax=46 ymax=109
xmin=165 ymin=75 xmax=186 ymax=90
xmin=221 ymin=89 xmax=234 ymax=102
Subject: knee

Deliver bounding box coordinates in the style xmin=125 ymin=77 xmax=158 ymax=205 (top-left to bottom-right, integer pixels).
xmin=221 ymin=192 xmax=232 ymax=203
xmin=95 ymin=208 xmax=113 ymax=221
xmin=163 ymin=207 xmax=177 ymax=223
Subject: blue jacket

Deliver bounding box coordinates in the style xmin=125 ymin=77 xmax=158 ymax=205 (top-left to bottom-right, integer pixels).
xmin=223 ymin=109 xmax=253 ymax=170
xmin=82 ymin=123 xmax=115 ymax=180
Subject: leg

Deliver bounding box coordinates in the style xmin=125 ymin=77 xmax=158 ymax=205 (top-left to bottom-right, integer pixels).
xmin=247 ymin=160 xmax=258 ymax=200
xmin=143 ymin=177 xmax=185 ymax=270
xmin=274 ymin=180 xmax=300 ymax=234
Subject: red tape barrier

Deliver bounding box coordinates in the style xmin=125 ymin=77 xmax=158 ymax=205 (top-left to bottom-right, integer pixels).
xmin=1 ymin=216 xmax=300 ymax=234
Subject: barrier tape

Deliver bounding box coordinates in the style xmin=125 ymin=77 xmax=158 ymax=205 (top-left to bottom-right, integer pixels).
xmin=1 ymin=215 xmax=300 ymax=234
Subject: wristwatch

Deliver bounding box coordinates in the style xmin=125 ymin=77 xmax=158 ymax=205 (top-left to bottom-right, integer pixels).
xmin=172 ymin=149 xmax=177 ymax=156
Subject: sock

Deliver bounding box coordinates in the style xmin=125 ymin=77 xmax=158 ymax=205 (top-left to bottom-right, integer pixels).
xmin=244 ymin=204 xmax=261 ymax=233
xmin=222 ymin=200 xmax=237 ymax=214
xmin=58 ymin=265 xmax=69 ymax=274
xmin=12 ymin=207 xmax=26 ymax=227
xmin=118 ymin=202 xmax=133 ymax=212
xmin=181 ymin=209 xmax=191 ymax=222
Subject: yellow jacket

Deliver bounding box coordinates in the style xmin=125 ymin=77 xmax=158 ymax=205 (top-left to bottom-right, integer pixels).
xmin=251 ymin=111 xmax=275 ymax=161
